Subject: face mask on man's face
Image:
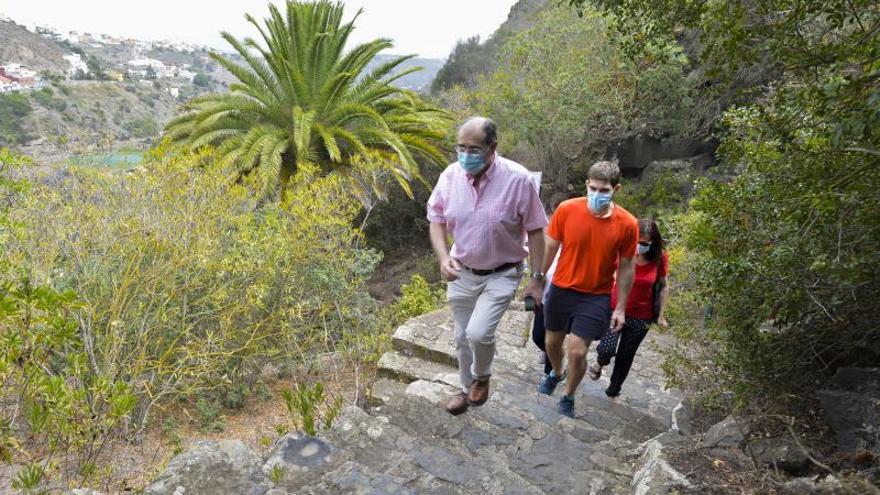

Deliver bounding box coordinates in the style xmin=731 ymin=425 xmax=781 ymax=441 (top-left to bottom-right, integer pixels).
xmin=587 ymin=189 xmax=613 ymax=213
xmin=458 ymin=151 xmax=487 ymax=175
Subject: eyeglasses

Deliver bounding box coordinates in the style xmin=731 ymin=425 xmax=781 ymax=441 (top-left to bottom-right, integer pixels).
xmin=454 ymin=144 xmax=485 ymax=154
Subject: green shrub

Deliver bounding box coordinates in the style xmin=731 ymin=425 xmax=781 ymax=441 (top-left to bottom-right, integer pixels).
xmin=0 ymin=144 xmax=385 ymax=487
xmin=0 ymin=93 xmax=33 ymax=145
xmin=281 ymin=382 xmax=342 ymax=436
xmin=395 ymin=274 xmax=445 ymax=322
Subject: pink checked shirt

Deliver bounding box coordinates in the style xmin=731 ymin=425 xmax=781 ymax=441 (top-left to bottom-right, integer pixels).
xmin=427 ymin=154 xmax=548 ymax=270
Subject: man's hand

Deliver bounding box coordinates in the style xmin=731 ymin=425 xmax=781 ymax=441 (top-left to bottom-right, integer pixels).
xmin=610 ymin=308 xmax=626 ymax=333
xmin=522 ymin=278 xmax=544 ymax=308
xmin=440 ymin=257 xmax=463 ymax=281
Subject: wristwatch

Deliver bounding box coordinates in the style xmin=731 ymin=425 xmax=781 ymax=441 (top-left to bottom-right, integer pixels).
xmin=530 ymin=272 xmax=545 ymax=280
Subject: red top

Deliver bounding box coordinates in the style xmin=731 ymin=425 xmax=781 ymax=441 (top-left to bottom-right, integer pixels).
xmin=611 ymin=251 xmax=669 ymax=320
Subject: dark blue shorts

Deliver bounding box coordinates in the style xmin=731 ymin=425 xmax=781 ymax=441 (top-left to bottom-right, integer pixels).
xmin=544 ymin=284 xmax=612 ymax=342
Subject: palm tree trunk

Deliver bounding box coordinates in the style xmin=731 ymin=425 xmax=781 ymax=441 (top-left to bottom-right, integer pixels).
xmin=277 ymin=150 xmax=297 ymax=202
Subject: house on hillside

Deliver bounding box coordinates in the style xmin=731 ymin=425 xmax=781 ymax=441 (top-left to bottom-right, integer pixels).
xmin=63 ymin=54 xmax=89 ymax=78
xmin=0 ymin=75 xmax=15 ymax=93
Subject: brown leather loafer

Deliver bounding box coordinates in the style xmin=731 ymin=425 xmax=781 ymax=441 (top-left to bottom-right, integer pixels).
xmin=468 ymin=378 xmax=490 ymax=406
xmin=445 ymin=392 xmax=469 ymax=416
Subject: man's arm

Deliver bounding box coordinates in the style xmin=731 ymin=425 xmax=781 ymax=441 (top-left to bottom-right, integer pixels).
xmin=611 ymin=255 xmax=635 ymax=332
xmin=522 ymin=228 xmax=546 ymax=302
xmin=429 ymin=222 xmax=462 ymax=281
xmin=542 ymin=235 xmax=560 ymax=276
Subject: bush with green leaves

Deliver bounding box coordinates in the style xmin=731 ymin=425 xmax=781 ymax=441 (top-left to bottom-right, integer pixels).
xmin=441 ymin=5 xmax=699 ymax=197
xmin=0 ymin=144 xmax=388 ymax=488
xmin=281 ymin=382 xmax=342 ymax=436
xmin=395 ymin=274 xmax=445 ymax=322
xmin=564 ymin=0 xmax=880 ymax=410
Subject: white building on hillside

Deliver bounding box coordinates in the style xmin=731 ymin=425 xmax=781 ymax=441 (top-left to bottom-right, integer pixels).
xmin=63 ymin=53 xmax=88 ymax=77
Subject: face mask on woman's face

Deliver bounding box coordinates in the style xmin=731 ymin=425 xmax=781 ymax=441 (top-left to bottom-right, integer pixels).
xmin=637 ymin=242 xmax=650 ymax=255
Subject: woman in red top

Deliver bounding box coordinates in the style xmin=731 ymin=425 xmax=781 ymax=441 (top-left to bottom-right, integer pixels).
xmin=590 ymin=218 xmax=669 ymax=397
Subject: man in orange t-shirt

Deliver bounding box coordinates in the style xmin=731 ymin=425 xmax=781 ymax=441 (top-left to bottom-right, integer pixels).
xmin=537 ymin=161 xmax=639 ymax=418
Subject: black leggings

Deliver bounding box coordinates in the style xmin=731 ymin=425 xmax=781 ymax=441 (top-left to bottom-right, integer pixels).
xmin=596 ymin=318 xmax=650 ymax=393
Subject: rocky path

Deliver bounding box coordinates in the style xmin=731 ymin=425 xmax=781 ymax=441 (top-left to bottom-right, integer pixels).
xmin=145 ymin=308 xmax=690 ymax=495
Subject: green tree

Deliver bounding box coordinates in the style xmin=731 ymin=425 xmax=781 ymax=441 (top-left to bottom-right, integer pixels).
xmin=0 ymin=93 xmax=33 ymax=146
xmin=451 ymin=6 xmax=697 ymax=194
xmin=165 ymin=0 xmax=450 ymax=200
xmin=564 ymin=0 xmax=880 ymax=403
xmin=192 ymin=72 xmax=211 ymax=87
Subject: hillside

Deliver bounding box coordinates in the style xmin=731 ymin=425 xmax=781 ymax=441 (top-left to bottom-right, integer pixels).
xmin=0 ymin=20 xmax=70 ymax=74
xmin=0 ymin=16 xmax=443 ymax=159
xmin=431 ymin=0 xmax=549 ymax=92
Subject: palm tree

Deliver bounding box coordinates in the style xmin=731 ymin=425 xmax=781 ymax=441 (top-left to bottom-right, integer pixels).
xmin=165 ymin=0 xmax=450 ymax=200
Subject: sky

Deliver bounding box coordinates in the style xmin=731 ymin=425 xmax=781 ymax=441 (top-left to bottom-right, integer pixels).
xmin=0 ymin=0 xmax=519 ymax=59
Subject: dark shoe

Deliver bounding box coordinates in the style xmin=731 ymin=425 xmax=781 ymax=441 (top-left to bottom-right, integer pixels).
xmin=468 ymin=378 xmax=490 ymax=406
xmin=605 ymin=385 xmax=621 ymax=398
xmin=446 ymin=392 xmax=469 ymax=415
xmin=538 ymin=370 xmax=566 ymax=396
xmin=558 ymin=395 xmax=575 ymax=418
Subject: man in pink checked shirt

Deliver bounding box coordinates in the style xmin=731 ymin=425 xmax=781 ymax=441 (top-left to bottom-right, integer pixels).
xmin=427 ymin=116 xmax=548 ymax=416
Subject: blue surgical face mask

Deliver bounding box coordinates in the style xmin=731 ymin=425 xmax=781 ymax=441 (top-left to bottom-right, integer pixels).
xmin=458 ymin=151 xmax=487 ymax=175
xmin=587 ymin=190 xmax=613 ymax=213
xmin=637 ymin=242 xmax=650 ymax=255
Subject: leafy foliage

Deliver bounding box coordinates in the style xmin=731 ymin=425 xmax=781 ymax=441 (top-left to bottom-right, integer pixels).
xmin=395 ymin=274 xmax=445 ymax=322
xmin=564 ymin=0 xmax=880 ymax=404
xmin=165 ymin=0 xmax=450 ymax=201
xmin=281 ymin=382 xmax=342 ymax=436
xmin=442 ymin=6 xmax=699 ymax=196
xmin=0 ymin=145 xmax=388 ymax=488
xmin=0 ymin=93 xmax=33 ymax=145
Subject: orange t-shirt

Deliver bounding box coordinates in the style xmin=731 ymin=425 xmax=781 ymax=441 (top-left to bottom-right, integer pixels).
xmin=547 ymin=198 xmax=639 ymax=294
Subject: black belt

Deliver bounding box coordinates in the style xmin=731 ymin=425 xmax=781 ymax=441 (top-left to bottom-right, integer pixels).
xmin=464 ymin=262 xmax=520 ymax=276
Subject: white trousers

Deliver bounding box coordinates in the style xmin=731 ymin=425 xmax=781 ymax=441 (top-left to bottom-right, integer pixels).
xmin=447 ymin=264 xmax=523 ymax=392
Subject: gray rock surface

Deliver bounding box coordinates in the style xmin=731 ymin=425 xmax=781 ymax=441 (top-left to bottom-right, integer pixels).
xmin=781 ymin=475 xmax=843 ymax=495
xmin=749 ymin=437 xmax=811 ymax=474
xmin=703 ymin=416 xmax=747 ymax=449
xmin=145 ymin=439 xmax=268 ymax=495
xmin=818 ymin=367 xmax=880 ymax=452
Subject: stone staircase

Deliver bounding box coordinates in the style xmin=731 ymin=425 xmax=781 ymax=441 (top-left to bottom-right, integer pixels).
xmin=145 ymin=307 xmax=687 ymax=495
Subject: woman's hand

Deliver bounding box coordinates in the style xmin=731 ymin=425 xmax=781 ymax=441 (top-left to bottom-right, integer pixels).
xmin=657 ymin=314 xmax=669 ymax=329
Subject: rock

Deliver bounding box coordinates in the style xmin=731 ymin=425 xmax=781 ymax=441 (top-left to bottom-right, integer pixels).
xmin=262 ymin=433 xmax=334 ymax=476
xmin=65 ymin=490 xmax=105 ymax=495
xmin=631 ymin=437 xmax=693 ymax=495
xmin=703 ymin=416 xmax=747 ymax=449
xmin=748 ymin=437 xmax=811 ymax=474
xmin=144 ymin=440 xmax=268 ymax=495
xmin=781 ymin=475 xmax=843 ymax=495
xmin=817 ymin=389 xmax=880 ymax=452
xmin=670 ymin=400 xmax=693 ymax=436
xmin=404 ymin=379 xmax=460 ymax=405
xmin=818 ymin=367 xmax=880 ymax=451
xmin=828 ymin=367 xmax=880 ymax=393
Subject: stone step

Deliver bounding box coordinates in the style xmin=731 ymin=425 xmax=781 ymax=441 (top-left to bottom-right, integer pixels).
xmin=323 ymin=402 xmax=548 ymax=494
xmin=367 ymin=379 xmax=632 ymax=494
xmin=377 ymin=351 xmax=460 ymax=387
xmin=391 ymin=308 xmax=533 ymax=368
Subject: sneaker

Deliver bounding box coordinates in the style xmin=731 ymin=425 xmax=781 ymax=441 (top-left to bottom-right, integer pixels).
xmin=538 ymin=370 xmax=566 ymax=396
xmin=557 ymin=395 xmax=575 ymax=418
xmin=605 ymin=385 xmax=621 ymax=398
